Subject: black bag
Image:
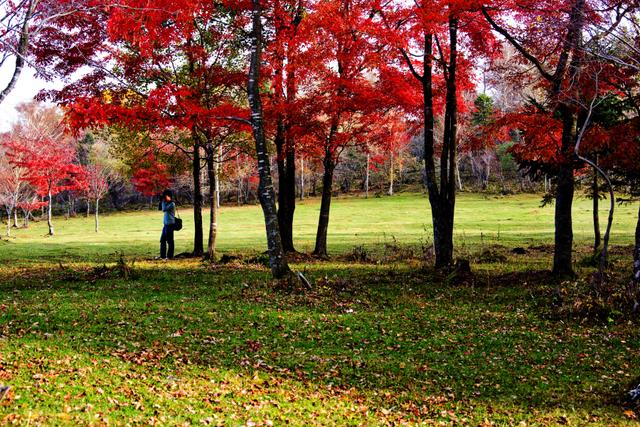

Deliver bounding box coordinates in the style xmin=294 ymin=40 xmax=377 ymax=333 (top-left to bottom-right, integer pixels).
xmin=173 ymin=210 xmax=183 ymax=231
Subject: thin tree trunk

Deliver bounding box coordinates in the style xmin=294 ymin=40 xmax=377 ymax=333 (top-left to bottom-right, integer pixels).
xmin=5 ymin=208 xmax=11 ymax=237
xmin=300 ymin=156 xmax=305 ymax=200
xmin=633 ymin=204 xmax=640 ymax=287
xmin=95 ymin=198 xmax=99 ymax=233
xmin=388 ymin=152 xmax=394 ymax=196
xmin=47 ymin=190 xmax=54 ymax=236
xmin=313 ymin=150 xmax=335 ymax=258
xmin=206 ymin=145 xmax=219 ymax=261
xmin=311 ymin=175 xmax=317 ymax=197
xmin=86 ymin=200 xmax=90 ymax=218
xmin=248 ymin=0 xmax=290 ymax=279
xmin=456 ymin=158 xmax=463 ymax=191
xmin=365 ymin=153 xmax=370 ymax=198
xmin=0 ymin=0 xmax=35 ymax=105
xmin=216 ymin=145 xmax=221 ymax=209
xmin=592 ymin=165 xmax=601 ymax=255
xmin=237 ymin=155 xmax=242 ymax=206
xmin=484 ymin=162 xmax=491 ymax=189
xmin=192 ymin=142 xmax=204 ymax=257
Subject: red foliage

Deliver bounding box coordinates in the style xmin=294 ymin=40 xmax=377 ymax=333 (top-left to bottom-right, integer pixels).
xmin=6 ymin=138 xmax=85 ymax=201
xmin=35 ymin=0 xmax=249 ymax=142
xmin=130 ymin=154 xmax=172 ymax=197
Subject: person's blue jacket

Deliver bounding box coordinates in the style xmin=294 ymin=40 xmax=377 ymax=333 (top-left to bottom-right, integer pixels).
xmin=159 ymin=201 xmax=176 ymax=225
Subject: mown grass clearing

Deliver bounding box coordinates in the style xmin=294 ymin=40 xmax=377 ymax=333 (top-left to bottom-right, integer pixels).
xmin=0 ymin=193 xmax=638 ymax=425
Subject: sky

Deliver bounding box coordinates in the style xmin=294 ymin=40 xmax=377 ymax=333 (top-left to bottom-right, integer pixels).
xmin=0 ymin=61 xmax=59 ymax=132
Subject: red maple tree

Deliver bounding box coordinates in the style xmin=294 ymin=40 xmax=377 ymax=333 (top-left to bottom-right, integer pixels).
xmin=6 ymin=137 xmax=85 ymax=236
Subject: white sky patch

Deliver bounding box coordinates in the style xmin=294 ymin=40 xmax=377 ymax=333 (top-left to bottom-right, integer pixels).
xmin=0 ymin=60 xmax=60 ymax=133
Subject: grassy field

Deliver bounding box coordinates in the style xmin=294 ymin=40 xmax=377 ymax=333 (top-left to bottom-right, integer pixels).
xmin=0 ymin=193 xmax=639 ymax=425
xmin=1 ymin=192 xmax=638 ymax=265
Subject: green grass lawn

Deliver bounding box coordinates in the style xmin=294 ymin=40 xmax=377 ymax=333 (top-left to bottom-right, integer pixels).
xmin=0 ymin=193 xmax=639 ymax=425
xmin=1 ymin=192 xmax=638 ymax=265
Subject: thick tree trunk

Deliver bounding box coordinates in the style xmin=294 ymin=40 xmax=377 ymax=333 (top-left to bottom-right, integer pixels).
xmin=276 ymin=125 xmax=297 ymax=253
xmin=192 ymin=142 xmax=204 ymax=257
xmin=95 ymin=199 xmax=99 ymax=233
xmin=552 ymin=110 xmax=576 ymax=277
xmin=592 ymin=165 xmax=601 ymax=255
xmin=553 ymin=165 xmax=575 ymax=276
xmin=206 ymin=146 xmax=219 ymax=262
xmin=421 ymin=24 xmax=458 ymax=270
xmin=313 ymin=151 xmax=335 ymax=258
xmin=248 ymin=0 xmax=290 ymax=279
xmin=432 ymin=201 xmax=455 ymax=268
xmin=22 ymin=210 xmax=29 ymax=228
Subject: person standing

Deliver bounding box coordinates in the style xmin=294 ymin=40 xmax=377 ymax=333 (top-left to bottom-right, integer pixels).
xmin=159 ymin=189 xmax=176 ymax=260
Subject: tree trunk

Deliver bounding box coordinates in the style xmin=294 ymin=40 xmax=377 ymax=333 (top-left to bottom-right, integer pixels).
xmin=313 ymin=150 xmax=335 ymax=258
xmin=421 ymin=24 xmax=458 ymax=269
xmin=237 ymin=155 xmax=243 ymax=206
xmin=22 ymin=210 xmax=29 ymax=228
xmin=5 ymin=208 xmax=10 ymax=237
xmin=484 ymin=161 xmax=491 ymax=189
xmin=0 ymin=0 xmax=35 ymax=104
xmin=206 ymin=145 xmax=219 ymax=262
xmin=432 ymin=201 xmax=455 ymax=268
xmin=299 ymin=156 xmax=305 ymax=200
xmin=95 ymin=198 xmax=99 ymax=233
xmin=13 ymin=209 xmax=18 ymax=228
xmin=192 ymin=142 xmax=204 ymax=257
xmin=248 ymin=0 xmax=290 ymax=279
xmin=456 ymin=158 xmax=463 ymax=191
xmin=552 ymin=110 xmax=576 ymax=277
xmin=365 ymin=153 xmax=370 ymax=198
xmin=592 ymin=165 xmax=601 ymax=255
xmin=276 ymin=123 xmax=297 ymax=253
xmin=311 ymin=174 xmax=317 ymax=196
xmin=216 ymin=145 xmax=221 ymax=209
xmin=47 ymin=190 xmax=54 ymax=236
xmin=388 ymin=152 xmax=394 ymax=196
xmin=633 ymin=204 xmax=640 ymax=287
xmin=86 ymin=200 xmax=90 ymax=218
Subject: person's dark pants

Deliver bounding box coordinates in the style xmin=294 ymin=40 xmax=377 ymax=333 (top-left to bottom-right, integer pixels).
xmin=160 ymin=224 xmax=175 ymax=259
